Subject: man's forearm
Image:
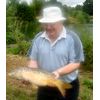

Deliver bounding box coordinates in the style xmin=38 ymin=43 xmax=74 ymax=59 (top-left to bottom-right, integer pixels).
xmin=56 ymin=63 xmax=81 ymax=76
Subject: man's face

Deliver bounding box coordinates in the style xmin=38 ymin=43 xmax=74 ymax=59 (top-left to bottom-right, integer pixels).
xmin=42 ymin=21 xmax=63 ymax=36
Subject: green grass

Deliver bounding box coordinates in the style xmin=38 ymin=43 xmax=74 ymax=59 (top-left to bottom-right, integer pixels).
xmin=6 ymin=83 xmax=37 ymax=100
xmin=79 ymin=72 xmax=93 ymax=100
xmin=79 ymin=87 xmax=92 ymax=100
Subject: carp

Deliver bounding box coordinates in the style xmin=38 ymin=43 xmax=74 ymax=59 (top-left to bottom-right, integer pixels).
xmin=8 ymin=67 xmax=72 ymax=96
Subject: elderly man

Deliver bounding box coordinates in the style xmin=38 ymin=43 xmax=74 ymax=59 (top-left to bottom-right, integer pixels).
xmin=27 ymin=6 xmax=84 ymax=100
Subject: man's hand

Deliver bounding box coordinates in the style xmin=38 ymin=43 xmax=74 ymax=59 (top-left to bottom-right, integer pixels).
xmin=52 ymin=71 xmax=60 ymax=79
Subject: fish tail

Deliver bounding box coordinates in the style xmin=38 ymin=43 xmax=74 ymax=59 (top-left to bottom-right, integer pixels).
xmin=55 ymin=80 xmax=72 ymax=97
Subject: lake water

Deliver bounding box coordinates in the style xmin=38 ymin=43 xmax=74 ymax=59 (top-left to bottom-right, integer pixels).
xmin=67 ymin=24 xmax=93 ymax=38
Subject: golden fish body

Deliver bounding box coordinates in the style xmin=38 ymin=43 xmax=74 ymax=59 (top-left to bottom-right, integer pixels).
xmin=8 ymin=67 xmax=72 ymax=96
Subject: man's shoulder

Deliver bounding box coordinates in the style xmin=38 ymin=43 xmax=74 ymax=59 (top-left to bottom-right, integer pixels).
xmin=34 ymin=32 xmax=43 ymax=40
xmin=66 ymin=28 xmax=82 ymax=42
xmin=31 ymin=32 xmax=43 ymax=43
xmin=66 ymin=28 xmax=79 ymax=38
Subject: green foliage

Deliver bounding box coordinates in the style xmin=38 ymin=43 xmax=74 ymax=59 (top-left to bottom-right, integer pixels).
xmin=6 ymin=32 xmax=16 ymax=44
xmin=6 ymin=30 xmax=25 ymax=44
xmin=7 ymin=84 xmax=37 ymax=100
xmin=75 ymin=5 xmax=83 ymax=10
xmin=65 ymin=10 xmax=90 ymax=24
xmin=14 ymin=30 xmax=25 ymax=42
xmin=6 ymin=17 xmax=16 ymax=33
xmin=16 ymin=3 xmax=34 ymax=22
xmin=83 ymin=0 xmax=93 ymax=15
xmin=31 ymin=0 xmax=44 ymax=16
xmin=79 ymin=88 xmax=92 ymax=100
xmin=6 ymin=0 xmax=18 ymax=33
xmin=6 ymin=30 xmax=26 ymax=44
xmin=75 ymin=11 xmax=90 ymax=23
xmin=82 ymin=79 xmax=93 ymax=89
xmin=7 ymin=30 xmax=31 ymax=55
xmin=6 ymin=0 xmax=42 ymax=41
xmin=79 ymin=72 xmax=93 ymax=100
xmin=17 ymin=40 xmax=31 ymax=55
xmin=81 ymin=33 xmax=93 ymax=71
xmin=7 ymin=40 xmax=31 ymax=55
xmin=6 ymin=45 xmax=20 ymax=55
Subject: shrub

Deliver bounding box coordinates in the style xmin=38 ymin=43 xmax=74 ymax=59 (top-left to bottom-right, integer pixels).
xmin=14 ymin=30 xmax=25 ymax=42
xmin=66 ymin=10 xmax=90 ymax=25
xmin=82 ymin=79 xmax=93 ymax=89
xmin=80 ymin=32 xmax=93 ymax=71
xmin=18 ymin=40 xmax=31 ymax=55
xmin=6 ymin=32 xmax=16 ymax=44
xmin=6 ymin=45 xmax=20 ymax=55
xmin=7 ymin=40 xmax=31 ymax=56
xmin=75 ymin=11 xmax=90 ymax=24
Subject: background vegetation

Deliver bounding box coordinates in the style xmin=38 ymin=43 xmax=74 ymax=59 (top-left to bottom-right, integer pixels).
xmin=6 ymin=0 xmax=93 ymax=100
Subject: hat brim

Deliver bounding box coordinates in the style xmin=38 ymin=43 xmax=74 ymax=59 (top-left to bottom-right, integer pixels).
xmin=39 ymin=17 xmax=66 ymax=23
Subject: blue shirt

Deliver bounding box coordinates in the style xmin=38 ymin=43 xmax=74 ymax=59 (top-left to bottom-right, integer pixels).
xmin=28 ymin=27 xmax=84 ymax=83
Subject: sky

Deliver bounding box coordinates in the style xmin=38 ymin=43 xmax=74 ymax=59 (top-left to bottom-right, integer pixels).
xmin=21 ymin=0 xmax=86 ymax=7
xmin=57 ymin=0 xmax=86 ymax=7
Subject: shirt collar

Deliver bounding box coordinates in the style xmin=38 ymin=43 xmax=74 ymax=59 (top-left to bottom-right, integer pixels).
xmin=58 ymin=26 xmax=67 ymax=39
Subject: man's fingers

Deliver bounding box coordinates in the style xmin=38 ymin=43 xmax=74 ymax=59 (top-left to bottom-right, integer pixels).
xmin=52 ymin=71 xmax=60 ymax=79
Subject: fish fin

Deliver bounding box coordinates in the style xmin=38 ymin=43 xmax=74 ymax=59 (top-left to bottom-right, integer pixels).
xmin=61 ymin=81 xmax=72 ymax=89
xmin=54 ymin=80 xmax=72 ymax=97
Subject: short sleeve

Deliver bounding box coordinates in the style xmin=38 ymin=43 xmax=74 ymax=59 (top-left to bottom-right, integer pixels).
xmin=68 ymin=33 xmax=84 ymax=63
xmin=27 ymin=40 xmax=38 ymax=61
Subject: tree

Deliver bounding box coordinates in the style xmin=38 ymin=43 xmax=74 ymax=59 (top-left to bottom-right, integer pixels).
xmin=6 ymin=0 xmax=20 ymax=33
xmin=16 ymin=2 xmax=33 ymax=22
xmin=31 ymin=0 xmax=44 ymax=16
xmin=75 ymin=5 xmax=83 ymax=10
xmin=6 ymin=0 xmax=19 ymax=17
xmin=44 ymin=0 xmax=62 ymax=7
xmin=83 ymin=0 xmax=93 ymax=16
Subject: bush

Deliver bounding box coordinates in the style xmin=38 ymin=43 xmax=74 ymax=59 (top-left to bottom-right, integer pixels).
xmin=6 ymin=32 xmax=16 ymax=44
xmin=18 ymin=40 xmax=31 ymax=55
xmin=6 ymin=45 xmax=20 ymax=54
xmin=82 ymin=79 xmax=93 ymax=89
xmin=14 ymin=30 xmax=26 ymax=42
xmin=81 ymin=32 xmax=93 ymax=71
xmin=74 ymin=11 xmax=90 ymax=24
xmin=66 ymin=10 xmax=90 ymax=25
xmin=6 ymin=30 xmax=26 ymax=45
xmin=7 ymin=40 xmax=31 ymax=56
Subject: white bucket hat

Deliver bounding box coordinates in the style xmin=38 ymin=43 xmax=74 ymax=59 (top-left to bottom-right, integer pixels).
xmin=39 ymin=6 xmax=66 ymax=23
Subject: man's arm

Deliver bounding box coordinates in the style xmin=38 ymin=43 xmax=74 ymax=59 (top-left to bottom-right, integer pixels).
xmin=58 ymin=62 xmax=80 ymax=75
xmin=53 ymin=62 xmax=80 ymax=79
